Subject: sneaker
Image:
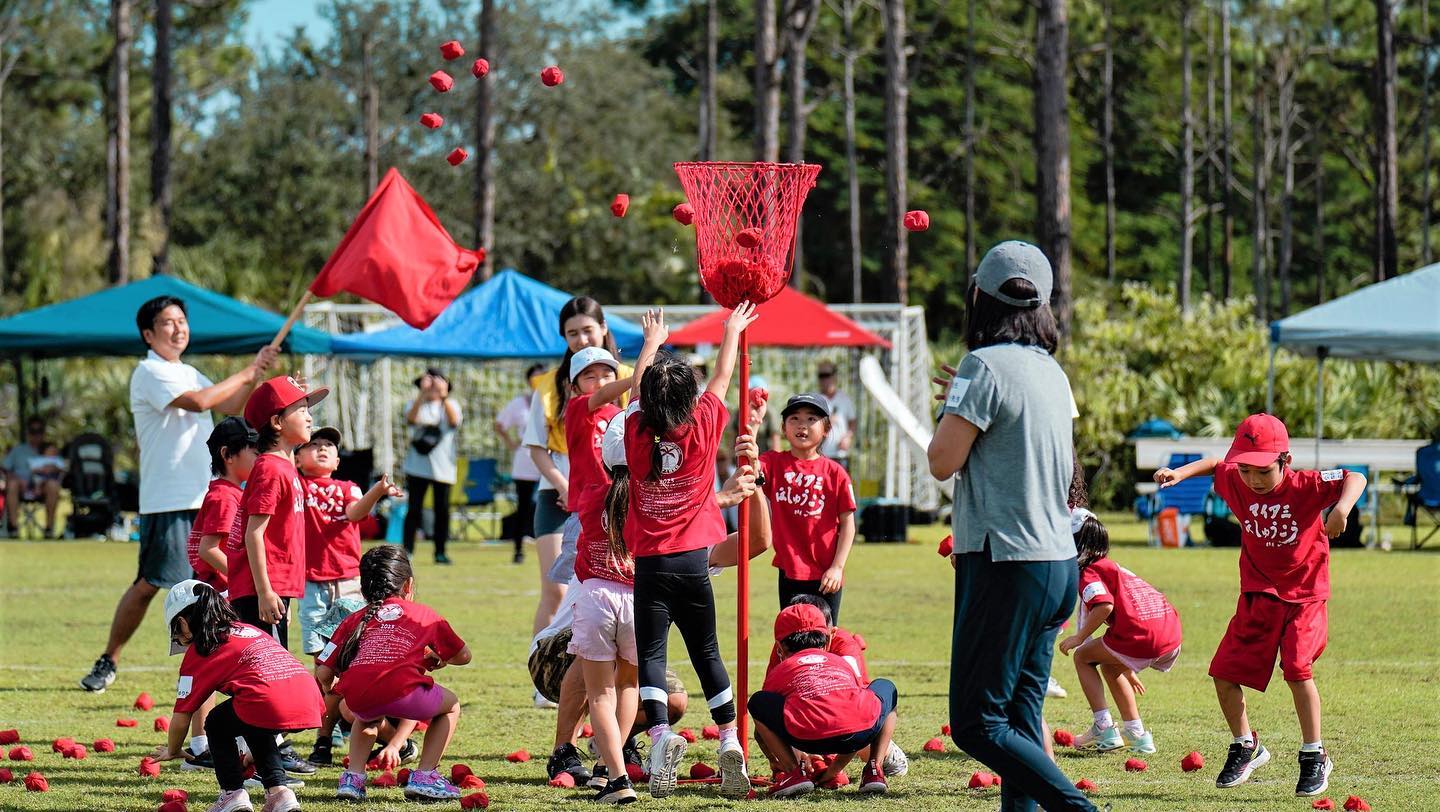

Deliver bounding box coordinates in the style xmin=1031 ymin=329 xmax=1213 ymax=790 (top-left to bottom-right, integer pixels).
xmin=513 ymin=550 xmax=525 ymax=564
xmin=645 ymin=730 xmax=686 ymax=798
xmin=548 ymin=742 xmax=593 ymax=784
xmin=181 ymin=747 xmax=215 ymax=771
xmin=594 ymin=774 xmax=638 ymax=804
xmin=368 ymin=738 xmax=418 ymax=766
xmin=206 ymin=788 xmax=255 ymax=812
xmin=768 ymin=768 xmax=814 ymax=798
xmin=80 ymin=654 xmax=117 ymax=693
xmin=404 ymin=768 xmax=461 ymax=801
xmin=1046 ymin=676 xmax=1068 ymax=699
xmin=1216 ymin=734 xmax=1271 ymax=789
xmin=260 ymin=785 xmax=300 ymax=812
xmin=243 ymin=776 xmax=304 ymax=790
xmin=534 ymin=689 xmax=559 ymax=710
xmin=336 ymin=770 xmax=366 ymax=801
xmin=881 ymin=741 xmax=909 ymax=777
xmin=278 ymin=741 xmax=317 ymax=775
xmin=1295 ymin=749 xmax=1334 ymax=797
xmin=1075 ymin=723 xmax=1125 ymax=751
xmin=717 ymin=735 xmax=750 ymax=798
xmin=308 ymin=738 xmax=333 ymax=767
xmin=1125 ymin=729 xmax=1157 ymax=755
xmin=588 ymin=763 xmax=609 ymax=790
xmin=434 ymin=554 xmax=453 ymax=565
xmin=622 ymin=736 xmax=644 ymax=769
xmin=859 ymin=762 xmax=888 ymax=795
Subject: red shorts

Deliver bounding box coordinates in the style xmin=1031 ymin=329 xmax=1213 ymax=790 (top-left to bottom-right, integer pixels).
xmin=1209 ymin=593 xmax=1327 ymax=692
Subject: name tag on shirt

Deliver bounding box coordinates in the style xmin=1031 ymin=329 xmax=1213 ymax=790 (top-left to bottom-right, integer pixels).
xmin=176 ymin=675 xmax=193 ymax=700
xmin=1081 ymin=582 xmax=1107 ymax=602
xmin=1320 ymin=469 xmax=1344 ymax=482
xmin=318 ymin=642 xmax=337 ymax=662
xmin=945 ymin=377 xmax=971 ymax=411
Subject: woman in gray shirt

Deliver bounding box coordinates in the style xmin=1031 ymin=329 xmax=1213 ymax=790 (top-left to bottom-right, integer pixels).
xmin=927 ymin=241 xmax=1094 ymax=812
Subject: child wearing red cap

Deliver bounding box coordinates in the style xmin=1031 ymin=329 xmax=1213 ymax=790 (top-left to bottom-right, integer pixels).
xmin=319 ymin=545 xmax=471 ymax=802
xmin=1059 ymin=510 xmax=1181 ymax=756
xmin=748 ymin=603 xmax=900 ymax=797
xmin=759 ymin=394 xmax=858 ymax=624
xmin=1155 ymin=413 xmax=1365 ymax=797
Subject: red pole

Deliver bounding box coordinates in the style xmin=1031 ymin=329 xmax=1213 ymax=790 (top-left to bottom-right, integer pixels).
xmin=735 ymin=329 xmax=751 ymax=754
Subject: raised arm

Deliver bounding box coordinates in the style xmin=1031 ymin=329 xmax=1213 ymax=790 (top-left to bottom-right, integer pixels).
xmin=589 ymin=375 xmax=636 ymax=412
xmin=347 ymin=474 xmax=403 ymax=522
xmin=705 ymin=301 xmax=759 ymax=401
xmin=169 ymin=346 xmax=278 ymax=415
xmin=627 ymin=308 xmax=670 ymax=401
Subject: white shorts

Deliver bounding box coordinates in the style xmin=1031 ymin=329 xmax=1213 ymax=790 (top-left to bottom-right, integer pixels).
xmin=567 ymin=577 xmax=637 ymax=665
xmin=1102 ymin=639 xmax=1182 ymax=674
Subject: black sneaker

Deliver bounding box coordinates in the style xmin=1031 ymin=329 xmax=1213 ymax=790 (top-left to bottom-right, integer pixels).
xmin=594 ymin=774 xmax=637 ymax=804
xmin=587 ymin=763 xmax=609 ymax=790
xmin=548 ymin=743 xmax=593 ymax=784
xmin=622 ymin=736 xmax=644 ymax=769
xmin=308 ymin=737 xmax=333 ymax=767
xmin=513 ymin=550 xmax=525 ymax=564
xmin=180 ymin=747 xmax=214 ymax=771
xmin=80 ymin=654 xmax=116 ymax=693
xmin=1215 ymin=734 xmax=1271 ymax=788
xmin=368 ymin=738 xmax=418 ymax=766
xmin=434 ymin=553 xmax=453 ymax=565
xmin=1296 ymin=749 xmax=1333 ymax=797
xmin=278 ymin=741 xmax=317 ymax=775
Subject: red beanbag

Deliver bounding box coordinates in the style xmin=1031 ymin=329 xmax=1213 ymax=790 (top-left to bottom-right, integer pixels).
xmin=609 ymin=195 xmax=629 ymax=218
xmin=23 ymin=770 xmax=47 ymax=792
xmin=1180 ymin=751 xmax=1204 ymax=772
xmin=447 ymin=148 xmax=469 ymax=166
xmin=940 ymin=723 xmax=951 ymax=736
xmin=157 ymin=801 xmax=188 ymax=812
xmin=701 ymin=725 xmax=720 ymax=740
xmin=548 ymin=771 xmax=575 ymax=788
xmin=440 ymin=40 xmax=465 ymax=60
xmin=903 ymin=210 xmax=930 ymax=232
xmin=429 ymin=71 xmax=455 ymax=92
xmin=94 ymin=739 xmax=116 ymax=753
xmin=689 ymin=762 xmax=715 ymax=779
xmin=0 ymin=768 xmax=12 ymax=783
xmin=672 ymin=203 xmax=694 ymax=225
xmin=450 ymin=763 xmax=474 ymax=782
xmin=1124 ymin=758 xmax=1148 ymax=772
xmin=625 ymin=763 xmax=647 ymax=783
xmin=471 ymin=58 xmax=489 ymax=78
xmin=1312 ymin=800 xmax=1335 ymax=810
xmin=0 ymin=730 xmax=18 ymax=745
xmin=139 ymin=757 xmax=162 ymax=777
xmin=154 ymin=717 xmax=169 ymax=732
xmin=62 ymin=745 xmax=86 ymax=760
xmin=678 ymin=728 xmax=697 ymax=743
xmin=938 ymin=536 xmax=954 ymax=557
xmin=735 ymin=228 xmax=762 ymax=249
xmin=162 ymin=788 xmax=189 ymax=802
xmin=505 ymin=749 xmax=530 ymax=763
xmin=117 ymin=718 xmax=138 ymax=727
xmin=1052 ymin=728 xmax=1075 ymax=747
xmin=135 ymin=692 xmax=155 ymax=711
xmin=371 ymin=771 xmax=398 ymax=788
xmin=419 ymin=113 xmax=444 ymax=129
xmin=1075 ymin=778 xmax=1096 ymax=791
xmin=967 ymin=771 xmax=994 ymax=789
xmin=923 ymin=737 xmax=945 ymax=752
xmin=1344 ymin=796 xmax=1371 ymax=811
xmin=460 ymin=792 xmax=490 ymax=810
xmin=9 ymin=746 xmax=33 ymax=761
xmin=398 ymin=768 xmax=411 ymax=784
xmin=52 ymin=738 xmax=75 ymax=753
xmin=460 ymin=774 xmax=485 ymax=789
xmin=540 ymin=66 xmax=564 ymax=86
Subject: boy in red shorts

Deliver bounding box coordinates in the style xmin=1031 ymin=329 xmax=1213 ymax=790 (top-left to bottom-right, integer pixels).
xmin=1155 ymin=413 xmax=1365 ymax=797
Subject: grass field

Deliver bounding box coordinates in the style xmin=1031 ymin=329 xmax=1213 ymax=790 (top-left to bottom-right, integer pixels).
xmin=2 ymin=519 xmax=1437 ymax=811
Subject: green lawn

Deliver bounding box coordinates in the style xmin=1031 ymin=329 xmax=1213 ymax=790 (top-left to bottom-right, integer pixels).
xmin=2 ymin=521 xmax=1437 ymax=811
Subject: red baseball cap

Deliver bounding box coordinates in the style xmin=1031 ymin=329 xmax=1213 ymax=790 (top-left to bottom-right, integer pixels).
xmin=774 ymin=604 xmax=829 ymax=642
xmin=1225 ymin=413 xmax=1289 ymax=466
xmin=244 ymin=376 xmax=329 ymax=431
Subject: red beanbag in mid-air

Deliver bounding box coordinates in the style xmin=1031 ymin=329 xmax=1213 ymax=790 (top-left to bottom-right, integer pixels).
xmin=419 ymin=113 xmax=444 ymax=129
xmin=540 ymin=66 xmax=564 ymax=86
xmin=672 ymin=203 xmax=694 ymax=226
xmin=903 ymin=210 xmax=930 ymax=232
xmin=447 ymin=148 xmax=469 ymax=166
xmin=471 ymin=58 xmax=489 ymax=78
xmin=154 ymin=717 xmax=169 ymax=732
xmin=440 ymin=40 xmax=465 ymax=60
xmin=701 ymin=725 xmax=720 ymax=740
xmin=610 ymin=195 xmax=629 ymax=218
xmin=938 ymin=535 xmax=954 ymax=557
xmin=429 ymin=71 xmax=455 ymax=93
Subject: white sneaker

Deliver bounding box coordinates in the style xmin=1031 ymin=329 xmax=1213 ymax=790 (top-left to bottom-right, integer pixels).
xmin=646 ymin=730 xmax=687 ymax=798
xmin=260 ymin=785 xmax=300 ymax=812
xmin=882 ymin=741 xmax=909 ymax=776
xmin=206 ymin=789 xmax=254 ymax=812
xmin=534 ymin=689 xmax=558 ymax=710
xmin=717 ymin=735 xmax=750 ymax=798
xmin=1046 ymin=676 xmax=1068 ymax=698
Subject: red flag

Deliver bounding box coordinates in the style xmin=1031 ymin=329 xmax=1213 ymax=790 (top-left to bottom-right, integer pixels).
xmin=310 ymin=168 xmax=481 ymax=329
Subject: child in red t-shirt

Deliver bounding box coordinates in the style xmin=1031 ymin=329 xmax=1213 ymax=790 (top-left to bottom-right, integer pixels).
xmin=190 ymin=417 xmax=259 ymax=593
xmin=760 ymin=394 xmax=858 ymax=623
xmin=623 ymin=303 xmax=758 ymax=798
xmin=1059 ymin=510 xmax=1182 ymax=755
xmin=295 ymin=426 xmax=403 ymax=660
xmin=149 ymin=579 xmax=322 ymax=812
xmin=1155 ymin=413 xmax=1364 ymax=797
xmin=231 ymin=376 xmax=328 ymax=650
xmin=318 ymin=545 xmax=472 ymax=803
xmin=748 ymin=603 xmax=900 ymax=797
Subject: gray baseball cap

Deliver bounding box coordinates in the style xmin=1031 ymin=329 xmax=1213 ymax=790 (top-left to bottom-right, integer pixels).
xmin=975 ymin=241 xmax=1053 ymax=309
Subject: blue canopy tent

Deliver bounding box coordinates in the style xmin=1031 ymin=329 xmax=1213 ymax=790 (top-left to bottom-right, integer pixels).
xmin=1266 ymin=263 xmax=1440 ymax=455
xmin=330 ymin=268 xmax=644 ymax=359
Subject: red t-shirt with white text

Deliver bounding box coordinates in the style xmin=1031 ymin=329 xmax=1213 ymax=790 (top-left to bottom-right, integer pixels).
xmin=173 ymin=623 xmax=321 ymax=730
xmin=759 ymin=451 xmax=857 ymax=580
xmin=1079 ymin=557 xmax=1182 ymax=660
xmin=564 ymin=396 xmax=621 ymax=517
xmin=188 ymin=478 xmax=241 ymax=591
xmin=623 ymin=394 xmax=728 ymax=558
xmin=318 ymin=597 xmax=466 ymax=712
xmin=575 ymin=496 xmax=634 ymax=585
xmin=1213 ymin=463 xmax=1346 ymax=603
xmin=767 ymin=627 xmax=869 ymax=684
xmin=762 ymin=648 xmax=881 ymax=741
xmin=229 ymin=453 xmax=307 ymax=599
xmin=302 ymin=475 xmax=363 ymax=582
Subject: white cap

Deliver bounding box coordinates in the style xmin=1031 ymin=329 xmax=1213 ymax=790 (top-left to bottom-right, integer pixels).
xmin=749 ymin=374 xmax=769 ymax=391
xmin=569 ymin=347 xmax=619 ymax=382
xmin=164 ymin=579 xmax=211 ymax=655
xmin=601 ymin=415 xmax=627 ymax=469
xmin=1069 ymin=507 xmax=1097 ymax=535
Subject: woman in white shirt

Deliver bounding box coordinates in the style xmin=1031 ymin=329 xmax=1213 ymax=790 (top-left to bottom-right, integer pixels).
xmin=403 ymin=367 xmax=463 ymax=564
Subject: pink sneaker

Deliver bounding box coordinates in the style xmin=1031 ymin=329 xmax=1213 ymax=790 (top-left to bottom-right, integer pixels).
xmin=769 ymin=769 xmax=815 ymax=798
xmin=261 ymin=785 xmax=300 ymax=812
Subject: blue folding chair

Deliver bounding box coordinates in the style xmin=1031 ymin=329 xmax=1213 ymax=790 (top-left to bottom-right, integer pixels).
xmin=1141 ymin=453 xmax=1210 ymax=546
xmin=455 ymin=457 xmax=500 ymax=540
xmin=1403 ymin=445 xmax=1440 ymax=550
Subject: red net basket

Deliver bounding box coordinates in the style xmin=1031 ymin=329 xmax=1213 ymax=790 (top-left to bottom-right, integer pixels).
xmin=673 ymin=161 xmax=821 ymax=307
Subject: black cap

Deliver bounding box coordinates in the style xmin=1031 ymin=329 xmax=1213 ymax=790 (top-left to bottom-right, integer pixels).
xmin=413 ymin=367 xmax=450 ymax=388
xmin=781 ymin=393 xmax=830 ymax=419
xmin=207 ymin=416 xmax=258 ymax=452
xmin=306 ymin=426 xmax=342 ymax=447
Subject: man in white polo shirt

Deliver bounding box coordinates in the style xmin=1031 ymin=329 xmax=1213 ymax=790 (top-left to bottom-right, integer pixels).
xmin=80 ymin=294 xmax=277 ymax=693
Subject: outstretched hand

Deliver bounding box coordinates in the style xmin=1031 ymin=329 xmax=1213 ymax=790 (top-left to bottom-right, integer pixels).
xmin=724 ymin=301 xmax=759 ymax=336
xmin=641 ymin=308 xmax=669 ymax=345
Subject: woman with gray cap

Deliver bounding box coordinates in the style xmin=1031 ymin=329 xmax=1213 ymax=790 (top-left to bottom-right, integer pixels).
xmin=403 ymin=367 xmax=463 ymax=564
xmin=928 ymin=241 xmax=1095 ymax=811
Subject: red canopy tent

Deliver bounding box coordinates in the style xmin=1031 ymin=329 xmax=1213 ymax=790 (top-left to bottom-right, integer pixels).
xmin=665 ymin=286 xmax=891 ymax=348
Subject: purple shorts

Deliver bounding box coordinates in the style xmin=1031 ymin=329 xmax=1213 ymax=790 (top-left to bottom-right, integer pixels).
xmin=348 ymin=683 xmax=448 ymax=724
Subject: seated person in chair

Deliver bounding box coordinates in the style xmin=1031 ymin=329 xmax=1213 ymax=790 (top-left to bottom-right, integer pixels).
xmin=4 ymin=417 xmax=63 ymax=538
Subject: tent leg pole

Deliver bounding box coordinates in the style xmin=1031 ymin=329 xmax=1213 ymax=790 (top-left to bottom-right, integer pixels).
xmin=1265 ymin=345 xmax=1278 ymax=414
xmin=1314 ymin=350 xmax=1326 ymax=468
xmin=14 ymin=357 xmax=26 ymax=443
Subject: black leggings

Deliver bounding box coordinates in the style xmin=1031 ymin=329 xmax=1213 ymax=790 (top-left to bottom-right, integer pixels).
xmin=231 ymin=595 xmax=291 ymax=650
xmin=634 ymin=548 xmax=734 ymax=728
xmin=778 ymin=573 xmax=844 ymax=625
xmin=509 ymin=478 xmax=538 ymax=555
xmin=404 ymin=476 xmax=452 ymax=557
xmin=206 ymin=698 xmax=287 ymax=792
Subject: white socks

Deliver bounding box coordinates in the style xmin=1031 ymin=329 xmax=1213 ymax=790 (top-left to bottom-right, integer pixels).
xmin=647 ymin=724 xmax=670 ymax=744
xmin=1301 ymin=741 xmax=1324 ymax=753
xmin=1092 ymin=709 xmax=1114 ymax=730
xmin=718 ymin=727 xmax=738 ymax=746
xmin=1233 ymin=733 xmax=1255 ymax=747
xmin=1122 ymin=719 xmax=1146 ymax=738
xmin=189 ymin=735 xmax=208 ymax=754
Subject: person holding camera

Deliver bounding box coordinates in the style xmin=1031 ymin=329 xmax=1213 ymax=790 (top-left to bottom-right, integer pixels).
xmin=403 ymin=368 xmax=463 ymax=564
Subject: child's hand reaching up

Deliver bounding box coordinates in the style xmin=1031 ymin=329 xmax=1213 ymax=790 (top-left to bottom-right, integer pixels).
xmin=372 ymin=474 xmax=403 ymax=500
xmin=641 ymin=308 xmax=668 ymax=345
xmin=723 ymin=300 xmax=759 ymax=337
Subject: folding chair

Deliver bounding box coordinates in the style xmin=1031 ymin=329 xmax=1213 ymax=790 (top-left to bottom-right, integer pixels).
xmin=1402 ymin=444 xmax=1440 ymax=550
xmin=1141 ymin=453 xmax=1210 ymax=546
xmin=454 ymin=457 xmax=501 ymax=541
xmin=65 ymin=433 xmax=118 ymax=538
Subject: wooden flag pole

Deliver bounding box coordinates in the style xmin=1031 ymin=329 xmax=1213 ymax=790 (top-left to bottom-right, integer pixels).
xmin=268 ymin=291 xmax=315 ymax=350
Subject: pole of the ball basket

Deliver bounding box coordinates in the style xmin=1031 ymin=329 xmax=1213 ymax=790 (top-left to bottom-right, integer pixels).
xmin=736 ymin=329 xmax=751 ymax=754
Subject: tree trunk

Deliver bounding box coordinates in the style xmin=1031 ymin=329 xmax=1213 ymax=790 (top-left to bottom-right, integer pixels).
xmin=473 ymin=0 xmax=497 ymax=280
xmin=1202 ymin=0 xmax=1215 ymax=294
xmin=698 ymin=0 xmax=718 ymax=161
xmin=1315 ymin=120 xmax=1326 ymax=304
xmin=1179 ymin=0 xmax=1193 ymax=312
xmin=150 ymin=0 xmax=172 ymax=276
xmin=1422 ymin=0 xmax=1431 ymax=264
xmin=1100 ymin=0 xmax=1115 ymax=283
xmin=1221 ymin=0 xmax=1233 ymax=300
xmin=754 ymin=0 xmax=780 ymax=162
xmin=1251 ymin=36 xmax=1268 ymax=321
xmin=1035 ymin=0 xmax=1071 ymax=333
xmin=844 ymin=0 xmax=862 ymax=301
xmin=361 ymin=32 xmax=378 ymax=196
xmin=1278 ymin=48 xmax=1295 ymax=315
xmin=965 ymin=0 xmax=978 ymax=277
xmin=784 ymin=0 xmax=821 ymax=281
xmin=1374 ymin=0 xmax=1398 ymax=281
xmin=882 ymin=0 xmax=908 ymax=304
xmin=107 ymin=0 xmax=131 ymax=286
